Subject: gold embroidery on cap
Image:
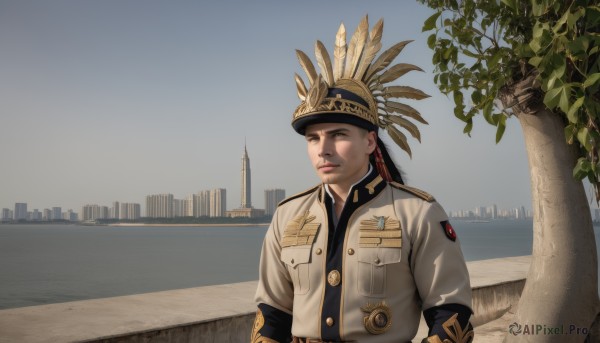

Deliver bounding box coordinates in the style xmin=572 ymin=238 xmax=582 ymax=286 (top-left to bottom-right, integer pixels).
xmin=250 ymin=308 xmax=278 ymax=343
xmin=361 ymin=302 xmax=392 ymax=335
xmin=359 ymin=215 xmax=401 ymax=248
xmin=281 ymin=210 xmax=321 ymax=248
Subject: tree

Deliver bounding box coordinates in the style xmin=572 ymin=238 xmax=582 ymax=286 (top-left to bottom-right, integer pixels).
xmin=417 ymin=0 xmax=600 ymax=341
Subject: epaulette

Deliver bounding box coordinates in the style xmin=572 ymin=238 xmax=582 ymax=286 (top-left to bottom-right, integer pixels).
xmin=390 ymin=182 xmax=435 ymax=202
xmin=277 ymin=184 xmax=320 ymax=207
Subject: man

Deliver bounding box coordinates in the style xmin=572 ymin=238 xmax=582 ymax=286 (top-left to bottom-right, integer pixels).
xmin=251 ymin=15 xmax=473 ymax=343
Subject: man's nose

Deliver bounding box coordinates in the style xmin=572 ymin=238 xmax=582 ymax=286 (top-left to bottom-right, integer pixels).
xmin=318 ymin=137 xmax=332 ymax=157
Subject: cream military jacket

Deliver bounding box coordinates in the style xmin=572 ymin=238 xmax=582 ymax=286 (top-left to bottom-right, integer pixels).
xmin=254 ymin=171 xmax=472 ymax=342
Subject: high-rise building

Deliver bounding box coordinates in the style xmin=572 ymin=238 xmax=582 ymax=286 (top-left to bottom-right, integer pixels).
xmin=145 ymin=194 xmax=174 ymax=218
xmin=66 ymin=209 xmax=78 ymax=221
xmin=185 ymin=191 xmax=211 ymax=217
xmin=173 ymin=199 xmax=185 ymax=217
xmin=31 ymin=209 xmax=42 ymax=221
xmin=198 ymin=190 xmax=210 ymax=216
xmin=14 ymin=203 xmax=27 ymax=220
xmin=241 ymin=144 xmax=252 ymax=208
xmin=111 ymin=201 xmax=120 ymax=219
xmin=119 ymin=203 xmax=141 ymax=220
xmin=210 ymin=188 xmax=227 ymax=217
xmin=265 ymin=189 xmax=286 ymax=216
xmin=81 ymin=205 xmax=109 ymax=221
xmin=1 ymin=208 xmax=11 ymax=221
xmin=43 ymin=209 xmax=51 ymax=221
xmin=51 ymin=207 xmax=62 ymax=221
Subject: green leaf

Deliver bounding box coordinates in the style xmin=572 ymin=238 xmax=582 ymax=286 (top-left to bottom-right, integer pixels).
xmin=565 ymin=124 xmax=577 ymax=144
xmin=558 ymin=84 xmax=571 ymax=114
xmin=567 ymin=97 xmax=584 ymax=124
xmin=427 ymin=33 xmax=437 ymax=49
xmin=463 ymin=119 xmax=473 ymax=135
xmin=453 ymin=90 xmax=464 ymax=107
xmin=573 ymin=157 xmax=590 ymax=180
xmin=423 ymin=12 xmax=442 ymax=32
xmin=577 ymin=127 xmax=593 ymax=151
xmin=543 ymin=86 xmax=562 ymax=109
xmin=482 ymin=101 xmax=494 ymax=124
xmin=584 ymin=73 xmax=600 ymax=89
xmin=488 ymin=51 xmax=502 ymax=69
xmin=529 ymin=56 xmax=543 ymax=67
xmin=543 ymin=83 xmax=571 ymax=113
xmin=495 ymin=115 xmax=507 ymax=143
xmin=500 ymin=0 xmax=516 ymax=10
xmin=529 ymin=38 xmax=542 ymax=53
xmin=552 ymin=10 xmax=569 ymax=34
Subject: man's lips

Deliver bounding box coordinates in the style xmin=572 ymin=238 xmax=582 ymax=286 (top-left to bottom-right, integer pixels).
xmin=318 ymin=163 xmax=339 ymax=171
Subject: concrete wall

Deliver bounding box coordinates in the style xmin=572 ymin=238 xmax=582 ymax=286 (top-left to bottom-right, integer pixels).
xmin=0 ymin=256 xmax=530 ymax=343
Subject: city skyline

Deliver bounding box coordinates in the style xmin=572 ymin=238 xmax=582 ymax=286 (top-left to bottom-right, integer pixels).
xmin=5 ymin=2 xmax=599 ymax=216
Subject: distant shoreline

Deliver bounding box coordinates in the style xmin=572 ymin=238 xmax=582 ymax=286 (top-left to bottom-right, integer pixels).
xmin=108 ymin=223 xmax=270 ymax=227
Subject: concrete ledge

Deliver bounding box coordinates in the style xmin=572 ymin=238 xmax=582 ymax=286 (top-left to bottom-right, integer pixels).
xmin=0 ymin=256 xmax=531 ymax=343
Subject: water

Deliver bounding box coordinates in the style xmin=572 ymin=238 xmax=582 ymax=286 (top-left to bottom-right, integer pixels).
xmin=0 ymin=220 xmax=598 ymax=310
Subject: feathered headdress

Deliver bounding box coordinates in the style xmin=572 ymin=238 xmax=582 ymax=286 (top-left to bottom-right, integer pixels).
xmin=291 ymin=15 xmax=429 ymax=159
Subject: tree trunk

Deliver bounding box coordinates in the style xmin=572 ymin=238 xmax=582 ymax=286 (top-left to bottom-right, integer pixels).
xmin=503 ymin=108 xmax=600 ymax=342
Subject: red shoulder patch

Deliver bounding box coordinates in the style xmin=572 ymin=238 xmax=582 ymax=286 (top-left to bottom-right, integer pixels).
xmin=440 ymin=220 xmax=456 ymax=242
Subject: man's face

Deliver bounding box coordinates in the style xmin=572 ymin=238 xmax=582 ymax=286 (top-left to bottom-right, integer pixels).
xmin=305 ymin=122 xmax=376 ymax=190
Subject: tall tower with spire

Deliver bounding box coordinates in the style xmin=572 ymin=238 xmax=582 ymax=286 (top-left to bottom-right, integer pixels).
xmin=241 ymin=143 xmax=252 ymax=208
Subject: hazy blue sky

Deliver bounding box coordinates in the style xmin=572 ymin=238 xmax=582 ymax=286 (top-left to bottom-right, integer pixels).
xmin=0 ymin=0 xmax=557 ymax=215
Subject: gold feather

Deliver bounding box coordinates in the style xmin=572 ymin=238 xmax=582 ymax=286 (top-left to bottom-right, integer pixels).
xmin=333 ymin=23 xmax=347 ymax=81
xmin=343 ymin=15 xmax=369 ymax=79
xmin=306 ymin=75 xmax=328 ymax=109
xmin=382 ymin=101 xmax=428 ymax=124
xmin=375 ymin=63 xmax=423 ymax=85
xmin=385 ymin=115 xmax=421 ymax=142
xmin=294 ymin=73 xmax=307 ymax=101
xmin=354 ymin=18 xmax=383 ymax=82
xmin=379 ymin=109 xmax=428 ymax=125
xmin=386 ymin=124 xmax=412 ymax=158
xmin=380 ymin=86 xmax=430 ymax=100
xmin=315 ymin=40 xmax=334 ymax=86
xmin=364 ymin=40 xmax=413 ymax=83
xmin=296 ymin=50 xmax=318 ymax=86
xmin=383 ymin=100 xmax=421 ymax=116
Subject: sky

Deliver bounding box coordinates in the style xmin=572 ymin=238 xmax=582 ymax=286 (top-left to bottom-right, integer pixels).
xmin=0 ymin=0 xmax=565 ymax=215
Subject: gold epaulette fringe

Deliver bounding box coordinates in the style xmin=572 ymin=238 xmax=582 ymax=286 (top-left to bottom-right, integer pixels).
xmin=277 ymin=185 xmax=320 ymax=207
xmin=390 ymin=182 xmax=435 ymax=202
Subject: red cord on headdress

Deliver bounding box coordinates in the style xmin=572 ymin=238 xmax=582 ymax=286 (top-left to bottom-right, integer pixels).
xmin=374 ymin=141 xmax=392 ymax=182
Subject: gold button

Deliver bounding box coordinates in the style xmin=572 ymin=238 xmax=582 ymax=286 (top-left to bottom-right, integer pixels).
xmin=327 ymin=270 xmax=341 ymax=287
xmin=347 ymin=248 xmax=355 ymax=255
xmin=326 ymin=317 xmax=334 ymax=326
xmin=315 ymin=248 xmax=322 ymax=255
xmin=374 ymin=258 xmax=380 ymax=264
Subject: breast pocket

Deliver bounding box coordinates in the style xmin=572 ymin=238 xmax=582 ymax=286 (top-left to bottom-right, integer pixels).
xmin=357 ymin=248 xmax=402 ymax=297
xmin=280 ymin=247 xmax=312 ymax=295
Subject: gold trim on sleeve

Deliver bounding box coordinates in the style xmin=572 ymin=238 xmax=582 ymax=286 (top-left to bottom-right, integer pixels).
xmin=250 ymin=308 xmax=279 ymax=343
xmin=282 ymin=210 xmax=321 ymax=248
xmin=422 ymin=314 xmax=474 ymax=343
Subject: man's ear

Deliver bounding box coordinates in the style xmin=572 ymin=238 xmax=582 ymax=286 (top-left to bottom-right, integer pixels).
xmin=366 ymin=131 xmax=377 ymax=154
